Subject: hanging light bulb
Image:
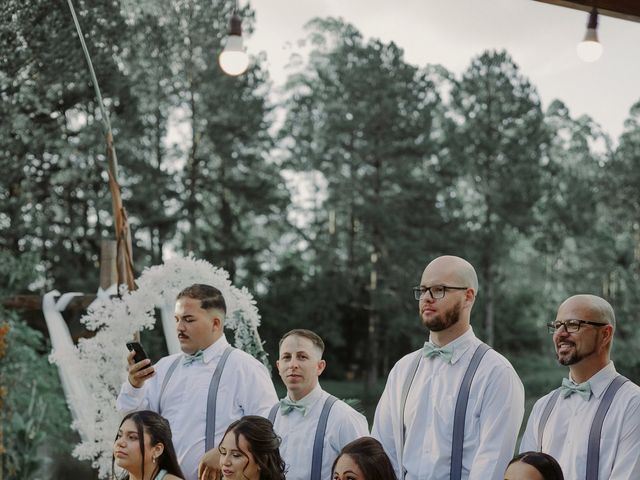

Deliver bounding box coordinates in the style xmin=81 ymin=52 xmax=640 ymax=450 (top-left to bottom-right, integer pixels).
xmin=219 ymin=11 xmax=249 ymax=76
xmin=576 ymin=7 xmax=603 ymax=63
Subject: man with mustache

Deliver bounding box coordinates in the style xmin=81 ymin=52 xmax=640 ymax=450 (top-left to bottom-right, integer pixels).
xmin=519 ymin=294 xmax=640 ymax=479
xmin=372 ymin=255 xmax=524 ymax=480
xmin=116 ymin=284 xmax=278 ymax=480
xmin=270 ymin=329 xmax=368 ymax=480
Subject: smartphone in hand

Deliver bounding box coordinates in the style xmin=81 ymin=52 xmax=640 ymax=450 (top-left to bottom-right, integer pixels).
xmin=126 ymin=342 xmax=149 ymax=364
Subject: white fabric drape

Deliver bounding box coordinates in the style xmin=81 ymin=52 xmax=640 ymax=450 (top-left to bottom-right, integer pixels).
xmin=42 ymin=290 xmax=94 ymax=441
xmin=159 ymin=302 xmax=180 ymax=355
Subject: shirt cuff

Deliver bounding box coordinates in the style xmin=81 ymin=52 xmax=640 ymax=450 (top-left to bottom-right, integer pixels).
xmin=121 ymin=380 xmax=146 ymax=398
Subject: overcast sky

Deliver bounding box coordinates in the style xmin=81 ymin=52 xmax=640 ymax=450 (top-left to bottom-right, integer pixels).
xmin=245 ymin=0 xmax=640 ymax=142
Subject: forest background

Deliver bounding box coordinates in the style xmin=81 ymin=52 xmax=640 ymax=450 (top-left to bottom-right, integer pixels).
xmin=1 ymin=0 xmax=640 ymax=478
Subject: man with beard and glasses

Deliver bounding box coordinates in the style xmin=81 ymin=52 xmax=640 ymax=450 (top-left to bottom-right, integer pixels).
xmin=519 ymin=294 xmax=640 ymax=479
xmin=372 ymin=255 xmax=524 ymax=480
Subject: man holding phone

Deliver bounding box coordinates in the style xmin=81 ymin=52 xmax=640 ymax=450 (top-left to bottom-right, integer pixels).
xmin=116 ymin=284 xmax=278 ymax=480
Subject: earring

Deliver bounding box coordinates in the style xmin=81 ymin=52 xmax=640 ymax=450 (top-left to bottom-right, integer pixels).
xmin=152 ymin=456 xmax=156 ymax=464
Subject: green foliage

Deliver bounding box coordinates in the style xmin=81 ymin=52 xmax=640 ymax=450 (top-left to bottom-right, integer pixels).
xmin=273 ymin=17 xmax=454 ymax=384
xmin=0 ymin=251 xmax=72 ymax=479
xmin=448 ymin=50 xmax=549 ymax=347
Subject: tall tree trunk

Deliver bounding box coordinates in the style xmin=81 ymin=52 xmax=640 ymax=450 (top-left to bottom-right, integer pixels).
xmin=347 ymin=144 xmax=357 ymax=277
xmin=185 ymin=24 xmax=199 ymax=253
xmin=366 ymin=155 xmax=382 ymax=390
xmin=482 ymin=248 xmax=495 ymax=346
xmin=219 ymin=154 xmax=236 ymax=281
xmin=152 ymin=74 xmax=164 ymax=264
xmin=185 ymin=138 xmax=198 ymax=253
xmin=366 ymin=253 xmax=379 ymax=390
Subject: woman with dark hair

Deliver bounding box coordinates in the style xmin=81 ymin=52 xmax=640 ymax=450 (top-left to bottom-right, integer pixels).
xmin=113 ymin=410 xmax=184 ymax=480
xmin=332 ymin=437 xmax=397 ymax=480
xmin=504 ymin=451 xmax=564 ymax=480
xmin=214 ymin=415 xmax=286 ymax=480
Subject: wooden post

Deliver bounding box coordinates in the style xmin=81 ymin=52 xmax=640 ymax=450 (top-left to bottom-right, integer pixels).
xmin=0 ymin=322 xmax=10 ymax=480
xmin=99 ymin=238 xmax=138 ymax=341
xmin=99 ymin=240 xmax=117 ymax=290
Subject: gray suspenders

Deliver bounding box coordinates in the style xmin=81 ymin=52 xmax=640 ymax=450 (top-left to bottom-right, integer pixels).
xmin=536 ymin=389 xmax=561 ymax=452
xmin=399 ymin=352 xmax=422 ymax=479
xmin=537 ymin=374 xmax=628 ymax=480
xmin=158 ymin=346 xmax=235 ymax=451
xmin=267 ymin=403 xmax=280 ymax=425
xmin=204 ymin=346 xmax=234 ymax=451
xmin=268 ymin=394 xmax=338 ymax=480
xmin=268 ymin=402 xmax=279 ymax=423
xmin=450 ymin=343 xmax=491 ymax=480
xmin=399 ymin=342 xmax=491 ymax=480
xmin=311 ymin=395 xmax=338 ymax=480
xmin=158 ymin=357 xmax=181 ymax=415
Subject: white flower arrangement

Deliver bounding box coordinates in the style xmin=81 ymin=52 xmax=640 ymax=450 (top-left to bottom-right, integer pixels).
xmin=50 ymin=254 xmax=268 ymax=478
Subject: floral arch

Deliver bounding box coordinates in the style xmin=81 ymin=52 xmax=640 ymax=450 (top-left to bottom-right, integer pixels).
xmin=49 ymin=255 xmax=269 ymax=477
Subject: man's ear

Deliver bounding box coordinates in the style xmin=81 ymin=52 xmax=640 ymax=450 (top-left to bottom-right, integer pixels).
xmin=464 ymin=288 xmax=476 ymax=306
xmin=316 ymin=359 xmax=326 ymax=376
xmin=210 ymin=311 xmax=223 ymax=332
xmin=601 ymin=324 xmax=614 ymax=350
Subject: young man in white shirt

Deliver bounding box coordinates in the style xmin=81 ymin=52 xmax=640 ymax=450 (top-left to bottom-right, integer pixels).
xmin=372 ymin=255 xmax=524 ymax=480
xmin=116 ymin=284 xmax=278 ymax=480
xmin=520 ymin=294 xmax=640 ymax=479
xmin=270 ymin=329 xmax=369 ymax=480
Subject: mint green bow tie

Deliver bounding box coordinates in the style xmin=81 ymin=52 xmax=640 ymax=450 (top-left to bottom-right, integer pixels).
xmin=422 ymin=341 xmax=454 ymax=363
xmin=560 ymin=377 xmax=591 ymax=400
xmin=183 ymin=350 xmax=204 ymax=366
xmin=279 ymin=398 xmax=307 ymax=416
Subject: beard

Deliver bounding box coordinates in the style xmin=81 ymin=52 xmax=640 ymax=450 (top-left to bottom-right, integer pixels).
xmin=423 ymin=301 xmax=462 ymax=332
xmin=556 ymin=341 xmax=596 ymax=366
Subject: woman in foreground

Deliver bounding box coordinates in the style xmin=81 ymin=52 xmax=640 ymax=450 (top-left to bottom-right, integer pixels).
xmin=113 ymin=410 xmax=184 ymax=480
xmin=504 ymin=451 xmax=564 ymax=480
xmin=332 ymin=436 xmax=397 ymax=480
xmin=216 ymin=415 xmax=286 ymax=480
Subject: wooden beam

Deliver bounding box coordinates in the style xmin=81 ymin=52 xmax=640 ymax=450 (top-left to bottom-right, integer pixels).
xmin=2 ymin=294 xmax=97 ymax=311
xmin=2 ymin=295 xmax=98 ymax=342
xmin=534 ymin=0 xmax=640 ymax=23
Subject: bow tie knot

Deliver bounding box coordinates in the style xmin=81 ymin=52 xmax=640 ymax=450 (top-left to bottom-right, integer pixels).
xmin=183 ymin=350 xmax=204 ymax=366
xmin=560 ymin=377 xmax=591 ymax=400
xmin=422 ymin=341 xmax=454 ymax=363
xmin=279 ymin=398 xmax=307 ymax=416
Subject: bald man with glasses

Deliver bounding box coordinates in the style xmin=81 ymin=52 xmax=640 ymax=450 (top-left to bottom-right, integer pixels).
xmin=372 ymin=255 xmax=524 ymax=480
xmin=520 ymin=294 xmax=640 ymax=479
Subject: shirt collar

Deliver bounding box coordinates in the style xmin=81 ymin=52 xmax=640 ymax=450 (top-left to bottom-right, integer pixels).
xmin=428 ymin=327 xmax=477 ymax=365
xmin=201 ymin=335 xmax=230 ymax=364
xmin=284 ymin=383 xmax=323 ymax=409
xmin=569 ymin=361 xmax=617 ymax=399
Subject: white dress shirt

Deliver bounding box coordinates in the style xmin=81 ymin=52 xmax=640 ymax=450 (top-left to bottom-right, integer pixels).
xmin=372 ymin=328 xmax=524 ymax=480
xmin=116 ymin=336 xmax=278 ymax=480
xmin=273 ymin=384 xmax=369 ymax=480
xmin=520 ymin=361 xmax=640 ymax=480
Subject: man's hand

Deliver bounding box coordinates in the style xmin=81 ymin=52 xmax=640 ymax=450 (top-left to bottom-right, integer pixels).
xmin=126 ymin=350 xmax=155 ymax=388
xmin=199 ymin=448 xmax=221 ymax=480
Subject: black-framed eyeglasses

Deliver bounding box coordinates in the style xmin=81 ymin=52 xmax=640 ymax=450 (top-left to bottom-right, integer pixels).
xmin=412 ymin=285 xmax=468 ymax=301
xmin=546 ymin=319 xmax=608 ymax=334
